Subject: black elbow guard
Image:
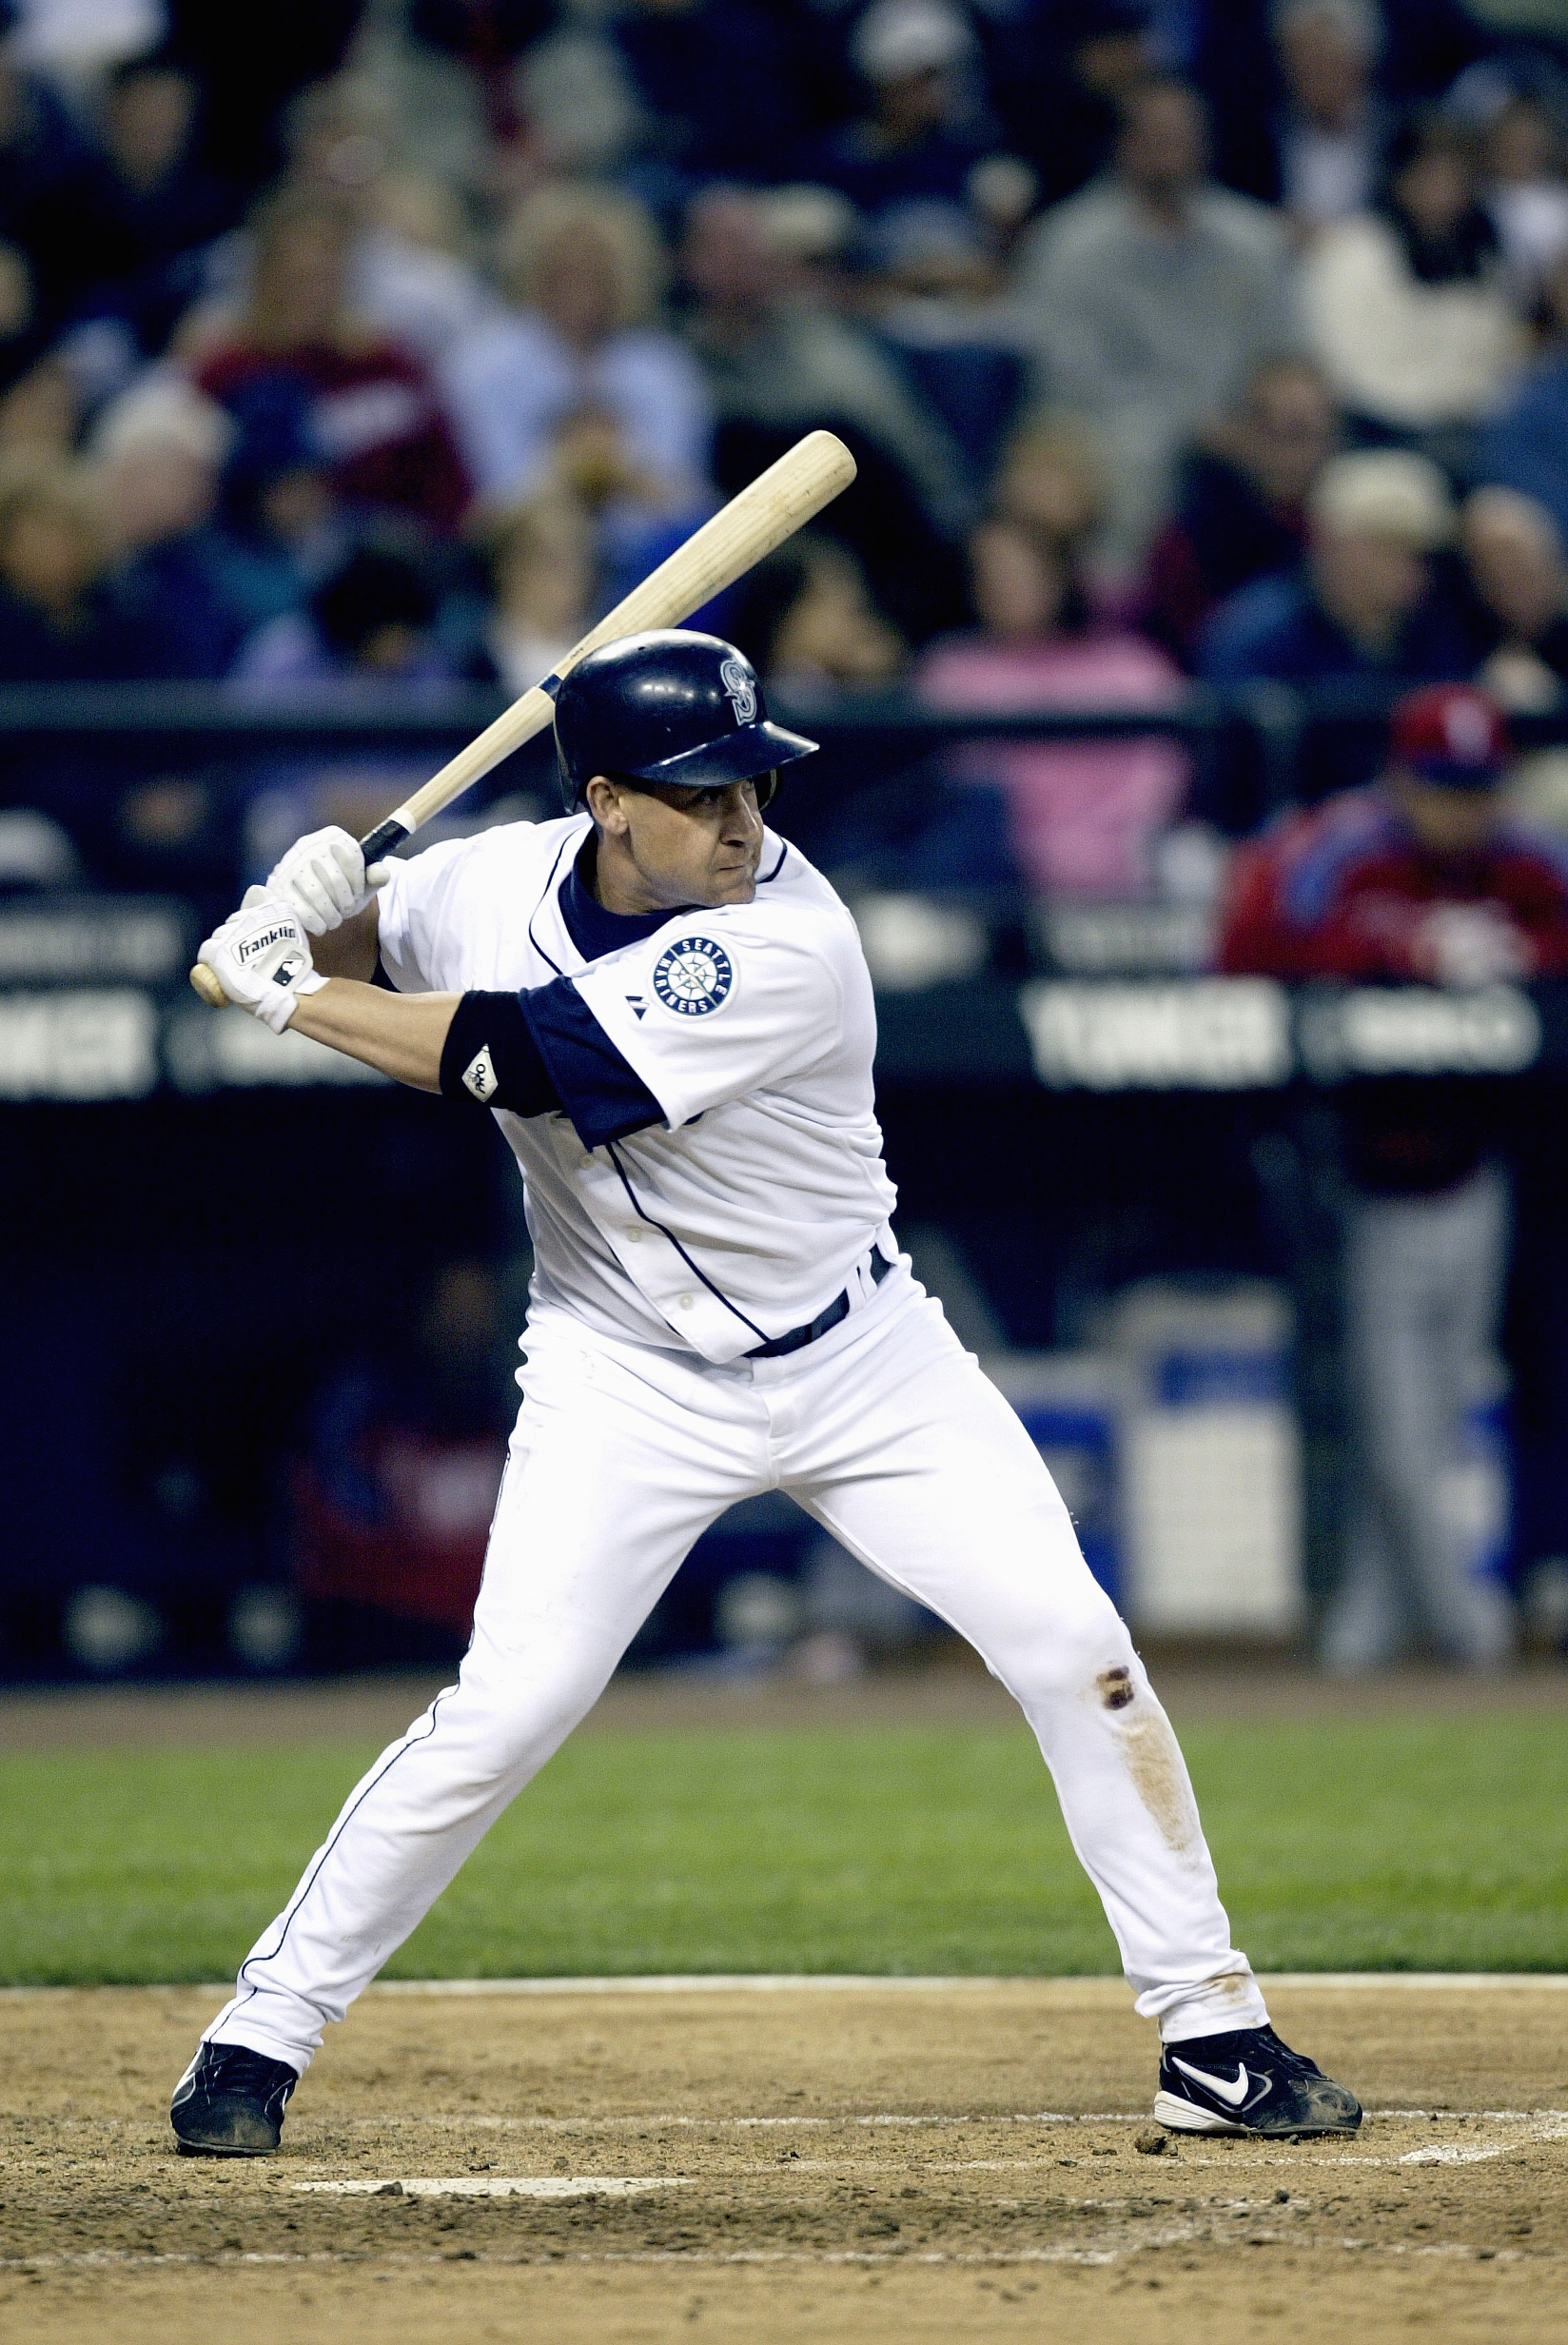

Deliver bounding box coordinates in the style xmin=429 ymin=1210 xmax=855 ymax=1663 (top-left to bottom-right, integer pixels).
xmin=439 ymin=991 xmax=562 ymax=1116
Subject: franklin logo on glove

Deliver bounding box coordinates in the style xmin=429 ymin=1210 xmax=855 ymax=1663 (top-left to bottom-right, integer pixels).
xmin=198 ymin=898 xmax=329 ymax=1034
xmin=236 ymin=920 xmax=304 ymax=968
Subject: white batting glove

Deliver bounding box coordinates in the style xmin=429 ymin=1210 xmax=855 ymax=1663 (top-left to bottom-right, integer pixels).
xmin=264 ymin=825 xmax=388 ymax=936
xmin=197 ymin=898 xmax=328 ymax=1033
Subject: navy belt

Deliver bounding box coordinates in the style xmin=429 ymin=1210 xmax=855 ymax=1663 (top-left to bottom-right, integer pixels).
xmin=746 ymin=1248 xmax=893 ymax=1360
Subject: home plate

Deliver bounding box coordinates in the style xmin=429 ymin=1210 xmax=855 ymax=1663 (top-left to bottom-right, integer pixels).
xmin=294 ymin=2176 xmax=685 ymax=2199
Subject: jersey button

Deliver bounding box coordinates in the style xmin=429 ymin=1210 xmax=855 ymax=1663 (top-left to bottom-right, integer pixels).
xmin=624 ymin=1227 xmax=642 ymax=1242
xmin=678 ymin=1292 xmax=695 ymax=1309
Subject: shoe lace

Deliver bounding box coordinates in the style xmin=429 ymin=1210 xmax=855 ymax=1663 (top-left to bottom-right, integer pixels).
xmin=1253 ymin=2026 xmax=1323 ymax=2079
xmin=198 ymin=2043 xmax=298 ymax=2118
xmin=1166 ymin=2026 xmax=1321 ymax=2084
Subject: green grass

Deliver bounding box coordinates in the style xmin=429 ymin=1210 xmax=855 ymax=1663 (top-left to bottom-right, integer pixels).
xmin=1 ymin=1713 xmax=1565 ymax=1984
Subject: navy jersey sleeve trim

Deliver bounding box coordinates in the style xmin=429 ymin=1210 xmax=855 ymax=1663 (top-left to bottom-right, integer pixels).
xmin=523 ymin=976 xmax=665 ymax=1148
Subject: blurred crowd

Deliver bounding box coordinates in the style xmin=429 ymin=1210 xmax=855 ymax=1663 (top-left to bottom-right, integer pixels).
xmin=0 ymin=1 xmax=1567 ymax=868
xmin=5 ymin=0 xmax=1568 ymax=943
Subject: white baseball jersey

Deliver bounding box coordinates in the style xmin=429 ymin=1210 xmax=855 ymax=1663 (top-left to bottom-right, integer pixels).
xmin=376 ymin=813 xmax=898 ymax=1363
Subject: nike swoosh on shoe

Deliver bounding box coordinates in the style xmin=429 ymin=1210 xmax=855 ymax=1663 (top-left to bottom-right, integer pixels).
xmin=1171 ymin=2056 xmax=1254 ymax=2107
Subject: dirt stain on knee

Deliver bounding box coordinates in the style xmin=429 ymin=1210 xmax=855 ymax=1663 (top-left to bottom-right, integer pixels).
xmin=1124 ymin=1713 xmax=1203 ymax=1857
xmin=1095 ymin=1670 xmax=1202 ymax=1859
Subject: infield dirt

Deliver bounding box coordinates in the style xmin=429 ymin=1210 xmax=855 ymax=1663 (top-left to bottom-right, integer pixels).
xmin=2 ymin=1977 xmax=1566 ymax=2343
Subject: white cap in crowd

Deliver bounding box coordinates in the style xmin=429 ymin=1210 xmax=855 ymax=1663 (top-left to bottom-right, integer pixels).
xmin=1308 ymin=450 xmax=1457 ymax=549
xmin=852 ymin=0 xmax=975 ymax=87
xmin=88 ymin=376 xmax=236 ymax=470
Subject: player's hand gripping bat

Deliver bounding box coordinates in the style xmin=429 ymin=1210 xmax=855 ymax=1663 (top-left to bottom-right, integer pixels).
xmin=188 ymin=430 xmax=856 ymax=1006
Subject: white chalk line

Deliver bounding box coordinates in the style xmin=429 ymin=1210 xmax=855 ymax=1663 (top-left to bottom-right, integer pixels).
xmin=344 ymin=2111 xmax=1188 ymax=2137
xmin=1323 ymin=2115 xmax=1568 ymax=2169
xmin=349 ymin=2106 xmax=1568 ymax=2132
xmin=311 ymin=2110 xmax=1568 ymax=2178
xmin=7 ymin=1971 xmax=1568 ymax=2000
xmin=1399 ymin=2123 xmax=1568 ymax=2168
xmin=367 ymin=1972 xmax=1568 ymax=1997
xmin=0 ymin=2240 xmax=1544 ymax=2275
xmin=294 ymin=2176 xmax=683 ymax=2200
xmin=289 ymin=2163 xmax=1153 ymax=2193
xmin=206 ymin=2115 xmax=1568 ymax=2194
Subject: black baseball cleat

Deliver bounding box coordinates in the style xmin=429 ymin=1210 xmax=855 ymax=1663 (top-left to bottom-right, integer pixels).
xmin=1154 ymin=2023 xmax=1362 ymax=2137
xmin=169 ymin=2041 xmax=300 ymax=2158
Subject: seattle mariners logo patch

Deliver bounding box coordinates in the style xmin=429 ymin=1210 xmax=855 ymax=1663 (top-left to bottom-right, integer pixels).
xmin=652 ymin=936 xmax=735 ymax=1018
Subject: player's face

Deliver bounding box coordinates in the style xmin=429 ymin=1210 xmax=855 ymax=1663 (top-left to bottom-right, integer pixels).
xmin=1388 ymin=767 xmax=1502 ymax=856
xmin=587 ymin=773 xmax=772 ymax=911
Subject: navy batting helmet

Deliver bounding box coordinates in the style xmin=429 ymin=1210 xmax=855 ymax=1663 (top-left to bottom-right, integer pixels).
xmin=552 ymin=629 xmax=818 ymax=812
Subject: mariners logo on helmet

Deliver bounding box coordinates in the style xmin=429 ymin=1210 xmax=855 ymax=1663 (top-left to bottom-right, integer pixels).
xmin=719 ymin=657 xmax=758 ymax=724
xmin=653 ymin=936 xmax=735 ymax=1018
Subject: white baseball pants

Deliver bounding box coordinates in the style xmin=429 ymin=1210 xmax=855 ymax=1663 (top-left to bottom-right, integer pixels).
xmin=206 ymin=1268 xmax=1267 ymax=2073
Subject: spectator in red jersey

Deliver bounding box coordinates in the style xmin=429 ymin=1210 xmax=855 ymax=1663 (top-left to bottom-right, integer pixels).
xmin=189 ymin=187 xmax=470 ymax=538
xmin=1220 ymin=684 xmax=1568 ymax=986
xmin=1219 ymin=683 xmax=1568 ymax=1673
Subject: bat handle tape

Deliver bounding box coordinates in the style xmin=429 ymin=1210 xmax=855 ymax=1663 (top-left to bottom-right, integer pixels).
xmin=359 ymin=816 xmax=413 ymax=866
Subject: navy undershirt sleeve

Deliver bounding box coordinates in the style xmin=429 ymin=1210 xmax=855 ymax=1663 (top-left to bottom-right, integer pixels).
xmin=522 ymin=976 xmax=664 ymax=1148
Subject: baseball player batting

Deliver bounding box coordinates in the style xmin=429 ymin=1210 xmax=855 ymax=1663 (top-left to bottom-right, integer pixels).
xmin=173 ymin=629 xmax=1361 ymax=2153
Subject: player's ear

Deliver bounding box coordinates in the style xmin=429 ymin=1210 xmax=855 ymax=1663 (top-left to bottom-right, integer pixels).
xmin=584 ymin=774 xmax=631 ymax=837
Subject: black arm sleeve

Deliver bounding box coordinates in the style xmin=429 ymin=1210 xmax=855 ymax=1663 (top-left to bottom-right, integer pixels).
xmin=439 ymin=991 xmax=560 ymax=1116
xmin=438 ymin=980 xmax=664 ymax=1149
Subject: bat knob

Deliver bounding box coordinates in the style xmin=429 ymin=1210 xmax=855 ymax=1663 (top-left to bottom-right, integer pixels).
xmin=189 ymin=963 xmax=229 ymax=1008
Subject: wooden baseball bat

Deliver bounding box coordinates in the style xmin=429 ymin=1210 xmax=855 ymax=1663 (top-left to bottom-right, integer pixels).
xmin=189 ymin=429 xmax=857 ymax=1006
